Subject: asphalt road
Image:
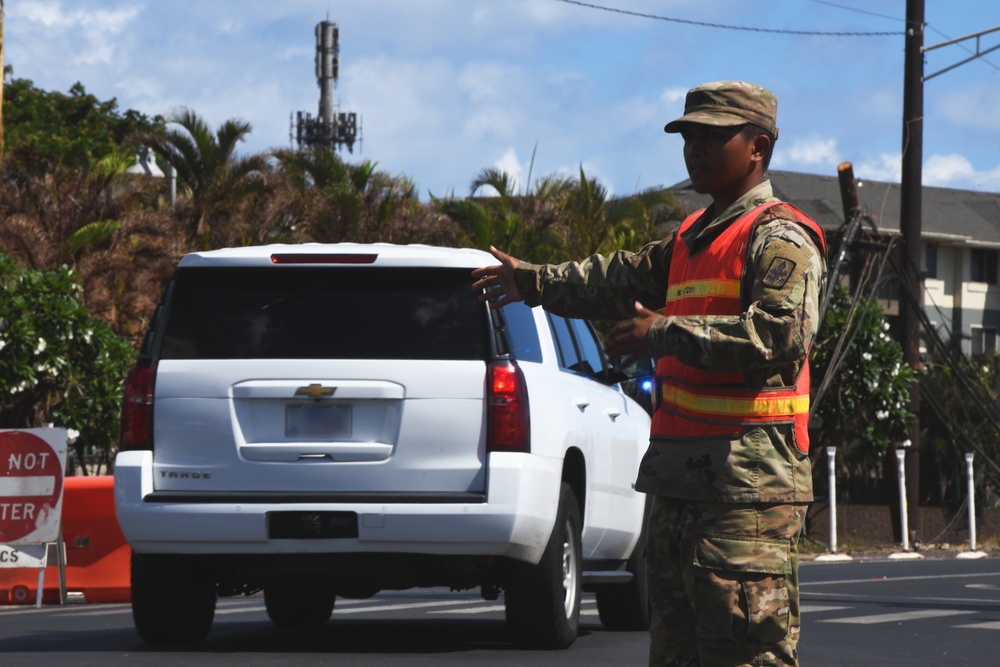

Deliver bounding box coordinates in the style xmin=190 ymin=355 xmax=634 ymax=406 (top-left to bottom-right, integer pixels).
xmin=0 ymin=555 xmax=997 ymax=666
xmin=799 ymin=555 xmax=1000 ymax=666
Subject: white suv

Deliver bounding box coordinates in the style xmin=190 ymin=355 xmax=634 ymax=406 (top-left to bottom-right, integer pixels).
xmin=114 ymin=243 xmax=652 ymax=649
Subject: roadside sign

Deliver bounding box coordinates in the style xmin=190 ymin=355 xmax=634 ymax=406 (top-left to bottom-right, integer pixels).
xmin=0 ymin=543 xmax=47 ymax=568
xmin=0 ymin=429 xmax=68 ymax=545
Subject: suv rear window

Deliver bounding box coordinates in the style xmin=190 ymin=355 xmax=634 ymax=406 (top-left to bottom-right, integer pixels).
xmin=158 ymin=267 xmax=489 ymax=360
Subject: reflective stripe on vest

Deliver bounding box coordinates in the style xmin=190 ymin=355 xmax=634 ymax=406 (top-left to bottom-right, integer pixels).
xmin=666 ymin=279 xmax=741 ymax=302
xmin=660 ymin=383 xmax=810 ymax=420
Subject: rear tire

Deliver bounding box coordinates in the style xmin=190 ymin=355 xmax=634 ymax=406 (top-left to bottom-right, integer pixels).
xmin=596 ymin=526 xmax=649 ymax=630
xmin=264 ymin=581 xmax=335 ymax=628
xmin=130 ymin=553 xmax=216 ymax=646
xmin=505 ymin=483 xmax=582 ymax=649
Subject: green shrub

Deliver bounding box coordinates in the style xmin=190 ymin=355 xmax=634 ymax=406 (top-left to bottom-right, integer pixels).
xmin=0 ymin=253 xmax=134 ymax=465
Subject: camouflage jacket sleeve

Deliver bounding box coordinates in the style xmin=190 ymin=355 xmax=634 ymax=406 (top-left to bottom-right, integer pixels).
xmin=513 ymin=233 xmax=675 ymax=320
xmin=647 ymin=215 xmax=827 ymax=387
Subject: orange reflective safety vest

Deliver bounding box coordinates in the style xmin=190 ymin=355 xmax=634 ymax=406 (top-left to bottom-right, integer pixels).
xmin=650 ymin=201 xmax=827 ymax=453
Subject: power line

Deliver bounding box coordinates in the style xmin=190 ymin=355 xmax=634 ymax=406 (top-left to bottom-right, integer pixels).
xmin=552 ymin=0 xmax=902 ymax=37
xmin=806 ymin=0 xmax=904 ymax=25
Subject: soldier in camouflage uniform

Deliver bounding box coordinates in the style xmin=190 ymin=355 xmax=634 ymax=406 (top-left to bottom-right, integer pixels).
xmin=472 ymin=80 xmax=827 ymax=666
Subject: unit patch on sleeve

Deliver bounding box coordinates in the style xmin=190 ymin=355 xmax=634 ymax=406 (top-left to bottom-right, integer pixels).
xmin=762 ymin=257 xmax=797 ymax=289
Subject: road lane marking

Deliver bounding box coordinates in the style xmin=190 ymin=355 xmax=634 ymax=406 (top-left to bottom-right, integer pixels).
xmin=46 ymin=606 xmax=131 ymax=617
xmin=804 ymin=571 xmax=1000 ymax=587
xmin=215 ymin=605 xmax=266 ymax=616
xmin=955 ymin=621 xmax=1000 ymax=630
xmin=333 ymin=599 xmax=483 ymax=614
xmin=821 ymin=609 xmax=976 ymax=624
xmin=800 ymin=605 xmax=849 ymax=613
xmin=806 ymin=590 xmax=1000 ymax=604
xmin=431 ymin=604 xmax=505 ymax=615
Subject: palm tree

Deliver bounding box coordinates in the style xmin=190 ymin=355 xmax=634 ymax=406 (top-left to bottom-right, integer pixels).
xmin=273 ymin=146 xmax=422 ymax=244
xmin=561 ymin=166 xmax=611 ymax=259
xmin=0 ymin=145 xmax=179 ymax=339
xmin=603 ymin=187 xmax=687 ymax=255
xmin=434 ymin=167 xmax=572 ymax=263
xmin=145 ymin=108 xmax=268 ymax=249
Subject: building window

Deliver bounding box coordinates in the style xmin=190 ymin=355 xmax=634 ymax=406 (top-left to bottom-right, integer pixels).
xmin=970 ymin=248 xmax=998 ymax=284
xmin=972 ymin=326 xmax=997 ymax=355
xmin=924 ymin=244 xmax=938 ymax=279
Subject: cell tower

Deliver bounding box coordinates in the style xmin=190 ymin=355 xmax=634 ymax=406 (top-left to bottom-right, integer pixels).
xmin=294 ymin=20 xmax=360 ymax=153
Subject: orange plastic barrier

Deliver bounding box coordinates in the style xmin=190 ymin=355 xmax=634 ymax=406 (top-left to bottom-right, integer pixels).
xmin=0 ymin=475 xmax=131 ymax=604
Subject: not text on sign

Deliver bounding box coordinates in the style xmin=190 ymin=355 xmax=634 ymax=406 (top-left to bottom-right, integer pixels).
xmin=0 ymin=429 xmax=68 ymax=545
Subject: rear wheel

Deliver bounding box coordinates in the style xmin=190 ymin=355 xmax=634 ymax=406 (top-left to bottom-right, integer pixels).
xmin=265 ymin=581 xmax=335 ymax=628
xmin=505 ymin=483 xmax=582 ymax=649
xmin=130 ymin=553 xmax=216 ymax=646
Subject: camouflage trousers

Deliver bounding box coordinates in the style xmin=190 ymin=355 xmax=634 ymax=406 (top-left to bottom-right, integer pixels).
xmin=646 ymin=497 xmax=807 ymax=667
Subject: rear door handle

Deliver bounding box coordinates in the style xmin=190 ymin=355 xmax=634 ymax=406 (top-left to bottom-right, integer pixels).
xmin=574 ymin=398 xmax=590 ymax=412
xmin=604 ymin=407 xmax=621 ymax=422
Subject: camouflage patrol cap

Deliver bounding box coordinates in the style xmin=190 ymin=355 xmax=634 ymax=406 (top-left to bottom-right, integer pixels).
xmin=664 ymin=80 xmax=779 ymax=140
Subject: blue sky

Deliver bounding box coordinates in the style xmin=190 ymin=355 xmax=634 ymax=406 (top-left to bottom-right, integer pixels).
xmin=6 ymin=1 xmax=1000 ymax=200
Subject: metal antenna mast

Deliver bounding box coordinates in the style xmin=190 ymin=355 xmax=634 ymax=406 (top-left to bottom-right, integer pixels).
xmin=294 ymin=19 xmax=360 ymax=153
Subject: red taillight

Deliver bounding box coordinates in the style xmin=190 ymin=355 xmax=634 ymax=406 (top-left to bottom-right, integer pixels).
xmin=120 ymin=360 xmax=156 ymax=451
xmin=487 ymin=361 xmax=530 ymax=452
xmin=270 ymin=253 xmax=377 ymax=264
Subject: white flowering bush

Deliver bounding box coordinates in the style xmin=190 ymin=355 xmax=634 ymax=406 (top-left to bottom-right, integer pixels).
xmin=810 ymin=284 xmax=915 ymax=462
xmin=0 ymin=253 xmax=134 ymax=465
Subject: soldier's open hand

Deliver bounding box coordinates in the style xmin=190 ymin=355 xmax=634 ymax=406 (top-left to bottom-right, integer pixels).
xmin=471 ymin=246 xmax=523 ymax=310
xmin=605 ymin=301 xmax=659 ymax=370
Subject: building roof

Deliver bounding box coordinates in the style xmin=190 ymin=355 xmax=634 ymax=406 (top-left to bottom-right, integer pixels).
xmin=668 ymin=170 xmax=1000 ymax=249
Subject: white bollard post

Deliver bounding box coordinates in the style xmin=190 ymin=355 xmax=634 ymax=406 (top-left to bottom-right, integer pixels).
xmin=957 ymin=453 xmax=988 ymax=559
xmin=827 ymin=447 xmax=839 ymax=554
xmin=816 ymin=447 xmax=852 ymax=562
xmin=897 ymin=448 xmax=910 ymax=552
xmin=890 ymin=444 xmax=923 ymax=559
xmin=966 ymin=453 xmax=977 ymax=551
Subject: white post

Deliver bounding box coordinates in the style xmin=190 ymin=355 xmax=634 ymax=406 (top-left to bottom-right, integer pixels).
xmin=167 ymin=163 xmax=176 ymax=208
xmin=890 ymin=441 xmax=922 ymax=559
xmin=957 ymin=452 xmax=987 ymax=559
xmin=897 ymin=448 xmax=910 ymax=552
xmin=816 ymin=447 xmax=852 ymax=562
xmin=827 ymin=447 xmax=839 ymax=553
xmin=966 ymin=453 xmax=977 ymax=551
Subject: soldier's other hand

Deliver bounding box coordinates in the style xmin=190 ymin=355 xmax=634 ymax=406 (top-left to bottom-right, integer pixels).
xmin=471 ymin=246 xmax=524 ymax=310
xmin=605 ymin=302 xmax=658 ymax=370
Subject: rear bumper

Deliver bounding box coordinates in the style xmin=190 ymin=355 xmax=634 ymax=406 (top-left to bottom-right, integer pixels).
xmin=113 ymin=450 xmax=561 ymax=564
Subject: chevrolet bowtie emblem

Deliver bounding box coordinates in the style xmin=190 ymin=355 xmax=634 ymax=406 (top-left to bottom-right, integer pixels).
xmin=295 ymin=383 xmax=336 ymax=399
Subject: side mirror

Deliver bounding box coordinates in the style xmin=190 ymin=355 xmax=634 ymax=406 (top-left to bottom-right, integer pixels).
xmin=596 ymin=358 xmax=655 ymax=386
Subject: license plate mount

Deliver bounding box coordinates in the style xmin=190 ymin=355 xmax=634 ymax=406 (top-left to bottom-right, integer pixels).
xmin=269 ymin=511 xmax=359 ymax=539
xmin=286 ymin=404 xmax=352 ymax=439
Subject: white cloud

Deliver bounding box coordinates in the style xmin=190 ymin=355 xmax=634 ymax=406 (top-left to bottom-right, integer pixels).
xmin=661 ymin=86 xmax=688 ymax=106
xmin=15 ymin=1 xmax=64 ymax=26
xmin=923 ymin=154 xmax=976 ymax=185
xmin=850 ymin=152 xmax=1000 ymax=193
xmin=923 ymin=154 xmax=1000 ymax=192
xmin=19 ymin=3 xmax=141 ymax=65
xmin=937 ymin=84 xmax=1000 ymax=132
xmin=855 ymin=153 xmax=903 ymax=184
xmin=776 ymin=135 xmax=839 ymax=168
xmin=492 ymin=148 xmax=526 ymax=194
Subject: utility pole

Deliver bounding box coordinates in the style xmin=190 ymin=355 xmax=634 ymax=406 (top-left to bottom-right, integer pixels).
xmin=898 ymin=0 xmax=1000 ymax=543
xmin=898 ymin=0 xmax=924 ymax=544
